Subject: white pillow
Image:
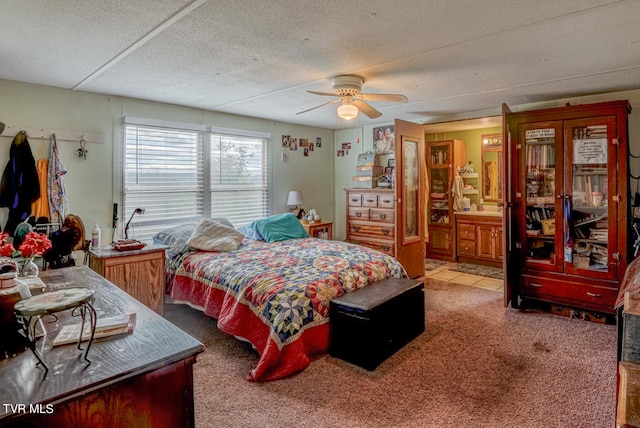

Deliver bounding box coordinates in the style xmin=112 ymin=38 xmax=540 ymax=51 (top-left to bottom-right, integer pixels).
xmin=186 ymin=219 xmax=244 ymax=252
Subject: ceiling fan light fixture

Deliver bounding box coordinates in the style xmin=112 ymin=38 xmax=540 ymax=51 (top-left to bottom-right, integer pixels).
xmin=337 ymin=103 xmax=358 ymax=120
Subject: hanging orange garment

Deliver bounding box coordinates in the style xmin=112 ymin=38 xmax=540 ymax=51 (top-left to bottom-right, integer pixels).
xmin=31 ymin=158 xmax=50 ymax=219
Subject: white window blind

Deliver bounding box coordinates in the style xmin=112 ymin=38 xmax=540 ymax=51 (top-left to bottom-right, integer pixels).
xmin=122 ymin=119 xmax=270 ymax=240
xmin=210 ymin=133 xmax=270 ymax=226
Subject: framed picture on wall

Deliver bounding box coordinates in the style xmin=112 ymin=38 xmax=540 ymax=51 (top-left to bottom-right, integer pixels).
xmin=373 ymin=126 xmax=395 ymax=154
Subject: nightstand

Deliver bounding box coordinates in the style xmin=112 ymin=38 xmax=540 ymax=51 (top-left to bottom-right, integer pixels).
xmin=89 ymin=243 xmax=168 ymax=315
xmin=302 ymin=221 xmax=333 ymax=240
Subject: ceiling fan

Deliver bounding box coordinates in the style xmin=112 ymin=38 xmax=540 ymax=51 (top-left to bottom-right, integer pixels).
xmin=297 ymin=75 xmax=408 ymax=120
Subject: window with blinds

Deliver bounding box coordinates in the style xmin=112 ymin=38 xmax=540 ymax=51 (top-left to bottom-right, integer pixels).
xmin=210 ymin=133 xmax=269 ymax=226
xmin=123 ymin=118 xmax=270 ymax=240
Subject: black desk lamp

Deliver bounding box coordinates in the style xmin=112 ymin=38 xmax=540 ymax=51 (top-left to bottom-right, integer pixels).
xmin=124 ymin=208 xmax=145 ymax=239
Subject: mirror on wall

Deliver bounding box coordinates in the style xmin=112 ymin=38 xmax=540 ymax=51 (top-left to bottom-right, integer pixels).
xmin=481 ymin=133 xmax=503 ymax=202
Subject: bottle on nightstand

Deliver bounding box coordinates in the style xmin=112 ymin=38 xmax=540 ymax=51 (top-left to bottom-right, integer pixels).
xmin=91 ymin=222 xmax=101 ymax=250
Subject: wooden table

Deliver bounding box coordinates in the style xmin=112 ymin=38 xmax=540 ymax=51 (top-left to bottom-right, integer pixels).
xmin=89 ymin=243 xmax=168 ymax=315
xmin=0 ymin=266 xmax=203 ymax=428
xmin=301 ymin=221 xmax=333 ymax=240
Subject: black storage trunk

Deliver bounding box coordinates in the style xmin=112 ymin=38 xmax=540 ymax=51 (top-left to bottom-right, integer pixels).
xmin=329 ymin=278 xmax=424 ymax=370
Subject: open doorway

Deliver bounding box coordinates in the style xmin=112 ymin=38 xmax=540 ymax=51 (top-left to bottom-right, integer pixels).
xmin=422 ymin=115 xmax=505 ymax=292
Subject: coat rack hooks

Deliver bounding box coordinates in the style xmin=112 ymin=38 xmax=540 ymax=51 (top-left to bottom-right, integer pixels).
xmin=0 ymin=125 xmax=104 ymax=144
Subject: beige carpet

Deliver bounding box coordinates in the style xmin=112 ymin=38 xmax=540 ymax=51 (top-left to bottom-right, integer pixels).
xmin=165 ymin=278 xmax=617 ymax=428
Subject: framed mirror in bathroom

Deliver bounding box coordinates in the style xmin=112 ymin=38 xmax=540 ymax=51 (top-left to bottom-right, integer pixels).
xmin=481 ymin=133 xmax=503 ymax=202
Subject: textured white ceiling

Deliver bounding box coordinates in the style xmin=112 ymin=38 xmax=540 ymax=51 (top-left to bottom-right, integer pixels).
xmin=1 ymin=0 xmax=640 ymax=129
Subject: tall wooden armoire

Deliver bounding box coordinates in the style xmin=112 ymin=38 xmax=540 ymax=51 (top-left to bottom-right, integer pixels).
xmin=503 ymin=100 xmax=631 ymax=314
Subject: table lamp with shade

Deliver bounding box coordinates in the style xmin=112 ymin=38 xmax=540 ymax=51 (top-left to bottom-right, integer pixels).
xmin=287 ymin=191 xmax=305 ymax=219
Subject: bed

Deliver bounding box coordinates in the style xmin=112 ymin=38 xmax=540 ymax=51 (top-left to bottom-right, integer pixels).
xmin=158 ymin=214 xmax=407 ymax=381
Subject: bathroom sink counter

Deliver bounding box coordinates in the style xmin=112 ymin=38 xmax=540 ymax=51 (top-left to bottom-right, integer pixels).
xmin=454 ymin=209 xmax=503 ymax=218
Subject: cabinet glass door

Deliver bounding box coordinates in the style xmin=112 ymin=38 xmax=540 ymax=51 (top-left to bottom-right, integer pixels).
xmin=565 ymin=117 xmax=617 ymax=279
xmin=402 ymin=140 xmax=419 ymax=240
xmin=428 ymin=142 xmax=451 ymax=226
xmin=521 ymin=122 xmax=563 ymax=272
xmin=429 ymin=168 xmax=450 ymax=225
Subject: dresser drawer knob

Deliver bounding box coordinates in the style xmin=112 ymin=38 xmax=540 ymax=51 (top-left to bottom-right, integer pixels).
xmin=366 ymin=199 xmax=375 ymax=203
xmin=381 ymin=228 xmax=390 ymax=235
xmin=381 ymin=245 xmax=390 ymax=251
xmin=352 ymin=226 xmax=361 ymax=232
xmin=530 ymin=283 xmax=542 ymax=288
xmin=586 ymin=292 xmax=602 ymax=298
xmin=379 ymin=213 xmax=387 ymax=220
xmin=356 ymin=212 xmax=362 ymax=217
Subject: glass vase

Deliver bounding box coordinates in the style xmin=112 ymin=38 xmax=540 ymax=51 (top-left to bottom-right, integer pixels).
xmin=21 ymin=259 xmax=39 ymax=278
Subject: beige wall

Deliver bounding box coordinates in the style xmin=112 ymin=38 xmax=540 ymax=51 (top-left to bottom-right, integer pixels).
xmin=0 ymin=79 xmax=334 ymax=245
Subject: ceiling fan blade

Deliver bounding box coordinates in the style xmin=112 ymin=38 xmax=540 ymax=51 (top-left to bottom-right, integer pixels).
xmin=358 ymin=93 xmax=408 ymax=103
xmin=296 ymin=98 xmax=341 ymax=115
xmin=306 ymin=90 xmax=340 ymax=97
xmin=353 ymin=99 xmax=382 ymax=119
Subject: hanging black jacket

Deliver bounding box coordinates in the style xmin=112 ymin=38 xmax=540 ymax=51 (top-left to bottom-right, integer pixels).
xmin=0 ymin=131 xmax=40 ymax=235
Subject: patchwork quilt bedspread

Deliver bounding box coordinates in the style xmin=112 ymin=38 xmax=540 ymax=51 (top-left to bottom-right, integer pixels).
xmin=168 ymin=237 xmax=406 ymax=381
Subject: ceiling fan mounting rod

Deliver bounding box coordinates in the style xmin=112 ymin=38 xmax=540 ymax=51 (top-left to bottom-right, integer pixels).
xmin=331 ymin=75 xmax=364 ymax=94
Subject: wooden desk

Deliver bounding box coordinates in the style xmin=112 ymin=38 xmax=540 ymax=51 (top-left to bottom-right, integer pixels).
xmin=89 ymin=243 xmax=168 ymax=315
xmin=302 ymin=221 xmax=333 ymax=240
xmin=0 ymin=266 xmax=203 ymax=428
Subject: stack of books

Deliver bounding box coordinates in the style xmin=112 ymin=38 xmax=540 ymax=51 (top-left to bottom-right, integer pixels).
xmin=590 ymin=229 xmax=608 ymax=242
xmin=53 ymin=313 xmax=136 ymax=347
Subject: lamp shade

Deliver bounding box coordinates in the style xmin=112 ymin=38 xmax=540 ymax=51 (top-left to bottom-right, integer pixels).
xmin=337 ymin=103 xmax=358 ymax=120
xmin=287 ymin=190 xmax=303 ymax=206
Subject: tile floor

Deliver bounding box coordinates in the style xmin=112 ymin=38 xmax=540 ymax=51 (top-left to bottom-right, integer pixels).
xmin=425 ymin=262 xmax=504 ymax=293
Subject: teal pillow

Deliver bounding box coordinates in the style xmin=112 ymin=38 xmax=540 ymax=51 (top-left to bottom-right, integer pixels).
xmin=250 ymin=213 xmax=309 ymax=242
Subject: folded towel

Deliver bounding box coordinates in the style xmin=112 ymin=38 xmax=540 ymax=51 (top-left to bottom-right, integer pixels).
xmin=452 ymin=175 xmax=464 ymax=212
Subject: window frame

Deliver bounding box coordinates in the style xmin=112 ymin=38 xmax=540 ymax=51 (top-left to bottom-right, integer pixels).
xmin=120 ymin=117 xmax=271 ymax=240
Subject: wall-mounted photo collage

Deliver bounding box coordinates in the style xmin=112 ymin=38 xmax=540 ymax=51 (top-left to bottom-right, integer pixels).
xmin=281 ymin=135 xmax=322 ymax=162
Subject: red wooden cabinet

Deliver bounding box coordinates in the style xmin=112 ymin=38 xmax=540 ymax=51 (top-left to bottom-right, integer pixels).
xmin=505 ymin=100 xmax=631 ymax=314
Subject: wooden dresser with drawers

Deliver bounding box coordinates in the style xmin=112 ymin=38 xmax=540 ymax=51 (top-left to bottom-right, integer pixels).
xmin=345 ymin=188 xmax=396 ymax=257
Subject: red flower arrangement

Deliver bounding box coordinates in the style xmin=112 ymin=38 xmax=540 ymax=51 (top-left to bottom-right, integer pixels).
xmin=0 ymin=231 xmax=52 ymax=258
